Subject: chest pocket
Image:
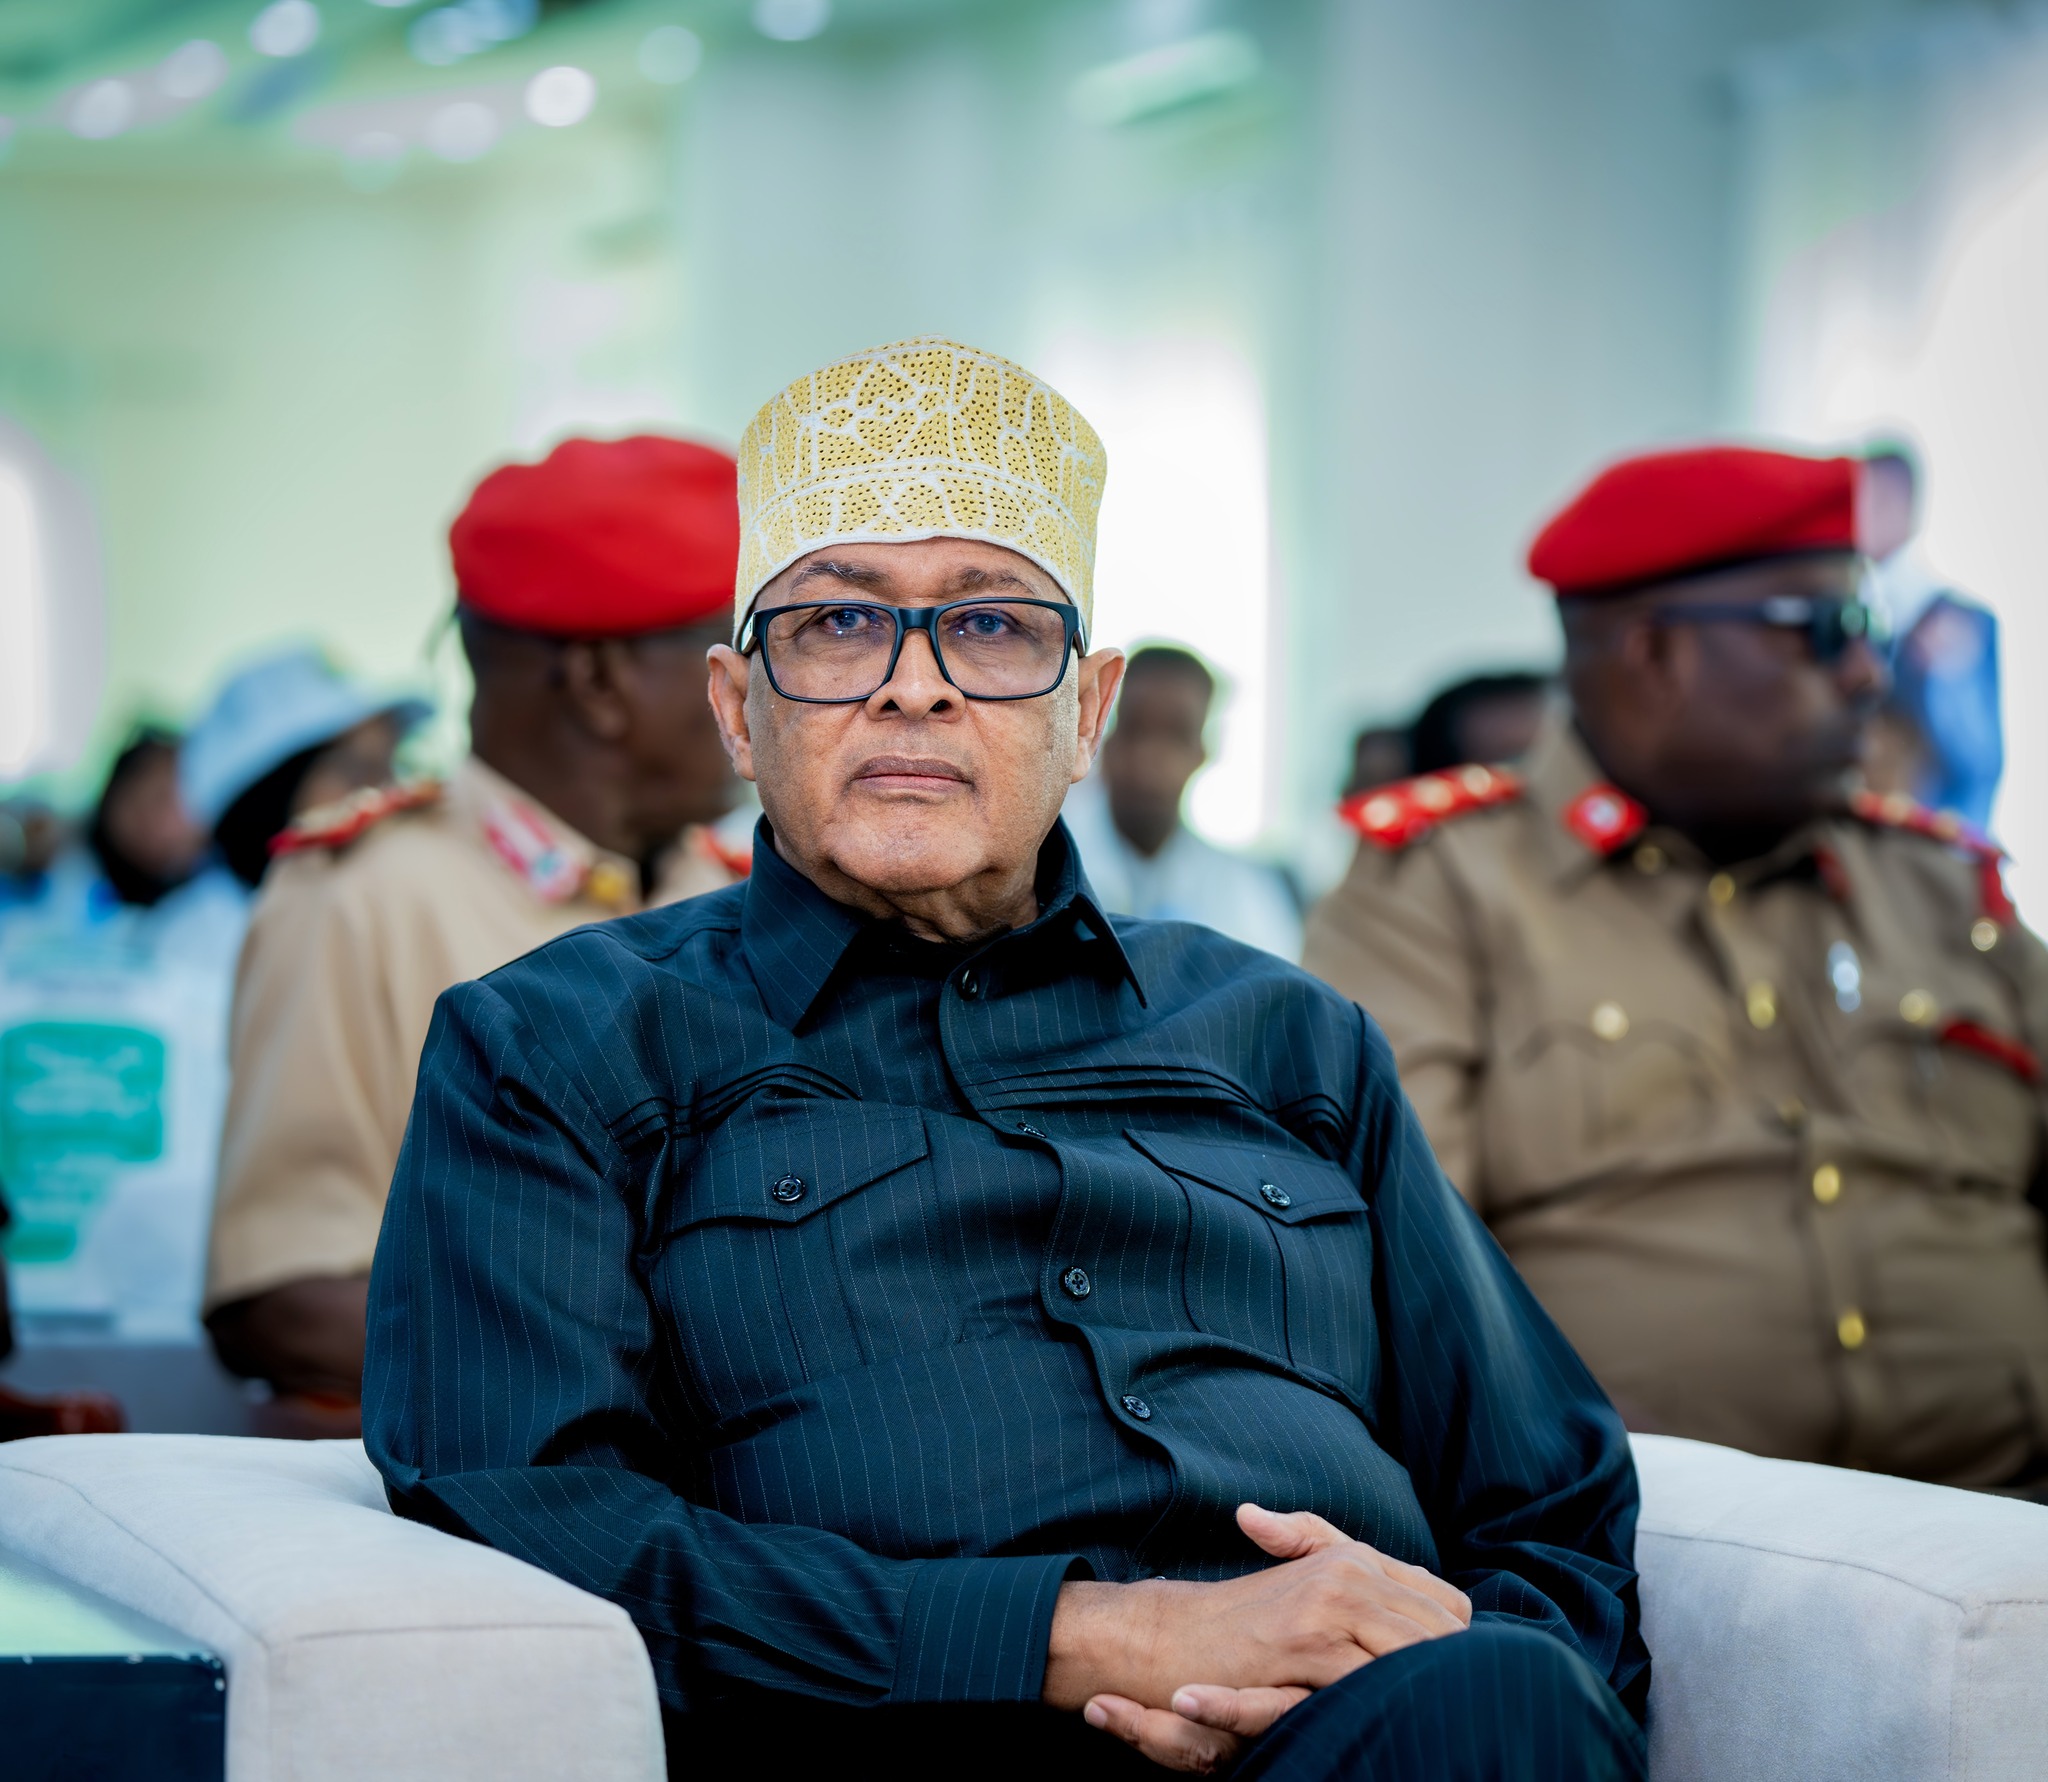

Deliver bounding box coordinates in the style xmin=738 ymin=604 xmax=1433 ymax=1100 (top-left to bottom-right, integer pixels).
xmin=1128 ymin=1130 xmax=1374 ymax=1400
xmin=653 ymin=1101 xmax=931 ymax=1424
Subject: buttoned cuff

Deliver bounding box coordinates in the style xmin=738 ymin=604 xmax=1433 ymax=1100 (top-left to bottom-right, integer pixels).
xmin=890 ymin=1554 xmax=1091 ymax=1704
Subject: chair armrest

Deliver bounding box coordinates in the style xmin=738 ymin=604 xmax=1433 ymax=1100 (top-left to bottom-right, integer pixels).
xmin=1631 ymin=1433 xmax=2048 ymax=1782
xmin=0 ymin=1435 xmax=662 ymax=1782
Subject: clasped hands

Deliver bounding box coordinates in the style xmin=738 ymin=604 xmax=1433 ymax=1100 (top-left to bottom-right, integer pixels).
xmin=1042 ymin=1503 xmax=1473 ymax=1774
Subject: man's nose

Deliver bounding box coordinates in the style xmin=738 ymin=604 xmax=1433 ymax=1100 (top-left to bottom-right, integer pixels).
xmin=1836 ymin=634 xmax=1890 ymax=707
xmin=867 ymin=626 xmax=958 ymax=719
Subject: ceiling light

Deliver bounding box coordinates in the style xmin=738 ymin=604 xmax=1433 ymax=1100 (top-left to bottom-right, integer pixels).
xmin=525 ymin=66 xmax=595 ymax=128
xmin=425 ymin=99 xmax=499 ymax=162
xmin=752 ymin=0 xmax=830 ymax=44
xmin=638 ymin=25 xmax=703 ymax=86
xmin=69 ymin=79 xmax=137 ymax=140
xmin=158 ymin=39 xmax=230 ymax=102
xmin=1069 ymin=30 xmax=1261 ymax=128
xmin=249 ymin=0 xmax=322 ymax=59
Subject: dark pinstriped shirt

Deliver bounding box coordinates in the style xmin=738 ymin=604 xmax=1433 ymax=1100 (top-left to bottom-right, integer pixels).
xmin=364 ymin=820 xmax=1650 ymax=1720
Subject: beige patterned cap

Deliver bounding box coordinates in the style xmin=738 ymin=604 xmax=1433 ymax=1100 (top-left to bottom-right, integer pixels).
xmin=734 ymin=336 xmax=1107 ymax=642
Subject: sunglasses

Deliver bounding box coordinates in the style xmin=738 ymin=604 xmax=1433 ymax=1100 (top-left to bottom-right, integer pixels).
xmin=1652 ymin=595 xmax=1887 ymax=665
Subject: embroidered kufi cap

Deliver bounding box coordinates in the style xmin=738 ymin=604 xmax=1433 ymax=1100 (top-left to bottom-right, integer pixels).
xmin=733 ymin=337 xmax=1107 ymax=642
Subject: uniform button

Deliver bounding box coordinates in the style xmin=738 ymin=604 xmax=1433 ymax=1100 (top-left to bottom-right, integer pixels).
xmin=1590 ymin=1001 xmax=1630 ymax=1042
xmin=1778 ymin=1097 xmax=1807 ymax=1131
xmin=770 ymin=1174 xmax=806 ymax=1204
xmin=1746 ymin=981 xmax=1778 ymax=1029
xmin=1258 ymin=1182 xmax=1293 ymax=1210
xmin=1632 ymin=844 xmax=1666 ymax=876
xmin=1899 ymin=989 xmax=1938 ymax=1026
xmin=1971 ymin=919 xmax=2001 ymax=953
xmin=586 ymin=861 xmax=634 ymax=910
xmin=1060 ymin=1267 xmax=1092 ymax=1299
xmin=958 ymin=970 xmax=980 ymax=1001
xmin=1811 ymin=1163 xmax=1842 ymax=1206
xmin=1118 ymin=1393 xmax=1153 ymax=1421
xmin=1708 ymin=872 xmax=1738 ymax=907
xmin=1836 ymin=1308 xmax=1867 ymax=1351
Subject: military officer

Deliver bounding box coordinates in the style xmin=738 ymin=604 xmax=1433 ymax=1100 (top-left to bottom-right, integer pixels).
xmin=1305 ymin=444 xmax=2048 ymax=1493
xmin=204 ymin=436 xmax=750 ymax=1419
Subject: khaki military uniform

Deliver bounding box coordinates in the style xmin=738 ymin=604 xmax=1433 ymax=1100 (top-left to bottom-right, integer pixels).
xmin=204 ymin=756 xmax=745 ymax=1314
xmin=1304 ymin=712 xmax=2048 ymax=1488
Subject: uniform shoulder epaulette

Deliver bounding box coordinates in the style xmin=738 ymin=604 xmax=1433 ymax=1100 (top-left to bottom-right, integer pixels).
xmin=269 ymin=780 xmax=445 ymax=859
xmin=1337 ymin=764 xmax=1523 ymax=850
xmin=1848 ymin=788 xmax=2016 ymax=927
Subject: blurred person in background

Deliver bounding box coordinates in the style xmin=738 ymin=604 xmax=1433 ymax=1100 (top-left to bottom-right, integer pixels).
xmin=1307 ymin=445 xmax=2048 ymax=1496
xmin=88 ymin=728 xmax=206 ymax=908
xmin=1858 ymin=444 xmax=2003 ymax=831
xmin=204 ymin=437 xmax=748 ymax=1426
xmin=1406 ymin=671 xmax=1551 ymax=778
xmin=1341 ymin=722 xmax=1411 ymax=798
xmin=1063 ymin=645 xmax=1302 ymax=959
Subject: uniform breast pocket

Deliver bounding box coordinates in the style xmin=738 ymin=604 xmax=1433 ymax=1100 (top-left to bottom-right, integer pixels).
xmin=653 ymin=1101 xmax=931 ymax=1423
xmin=1127 ymin=1129 xmax=1374 ymax=1399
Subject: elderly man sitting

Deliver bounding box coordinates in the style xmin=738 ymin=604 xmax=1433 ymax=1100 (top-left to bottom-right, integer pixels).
xmin=365 ymin=339 xmax=1647 ymax=1780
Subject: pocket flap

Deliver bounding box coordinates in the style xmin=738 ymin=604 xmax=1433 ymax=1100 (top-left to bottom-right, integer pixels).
xmin=1127 ymin=1128 xmax=1361 ymax=1223
xmin=672 ymin=1101 xmax=930 ymax=1228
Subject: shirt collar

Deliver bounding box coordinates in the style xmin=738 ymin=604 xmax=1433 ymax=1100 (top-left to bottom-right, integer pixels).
xmin=740 ymin=815 xmax=1144 ymax=1031
xmin=450 ymin=755 xmax=646 ymax=914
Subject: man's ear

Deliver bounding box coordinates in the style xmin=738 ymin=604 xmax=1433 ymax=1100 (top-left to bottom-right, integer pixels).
xmin=706 ymin=645 xmax=758 ymax=783
xmin=1070 ymin=648 xmax=1126 ymax=783
xmin=559 ymin=640 xmax=635 ymax=743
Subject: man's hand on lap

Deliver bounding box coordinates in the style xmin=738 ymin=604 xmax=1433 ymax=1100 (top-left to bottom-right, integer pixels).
xmin=1044 ymin=1502 xmax=1472 ymax=1768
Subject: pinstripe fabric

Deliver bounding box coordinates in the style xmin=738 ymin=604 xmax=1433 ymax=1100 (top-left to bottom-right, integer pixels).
xmin=363 ymin=820 xmax=1650 ymax=1727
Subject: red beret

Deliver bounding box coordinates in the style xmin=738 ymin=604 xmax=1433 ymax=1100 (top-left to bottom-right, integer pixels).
xmin=1527 ymin=445 xmax=1859 ymax=596
xmin=450 ymin=435 xmax=740 ymax=636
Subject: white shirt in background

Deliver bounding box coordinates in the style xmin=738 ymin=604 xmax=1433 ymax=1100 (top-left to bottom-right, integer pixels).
xmin=1062 ymin=777 xmax=1303 ymax=963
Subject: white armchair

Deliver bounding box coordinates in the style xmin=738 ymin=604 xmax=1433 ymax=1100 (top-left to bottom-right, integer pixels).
xmin=0 ymin=1431 xmax=2042 ymax=1780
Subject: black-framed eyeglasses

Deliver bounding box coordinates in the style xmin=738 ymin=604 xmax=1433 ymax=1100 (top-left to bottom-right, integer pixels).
xmin=742 ymin=598 xmax=1085 ymax=703
xmin=1654 ymin=595 xmax=1888 ymax=664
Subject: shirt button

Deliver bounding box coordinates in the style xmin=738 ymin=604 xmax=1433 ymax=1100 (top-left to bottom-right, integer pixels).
xmin=958 ymin=970 xmax=981 ymax=1001
xmin=1258 ymin=1182 xmax=1292 ymax=1210
xmin=1836 ymin=1308 xmax=1867 ymax=1351
xmin=1971 ymin=919 xmax=2001 ymax=953
xmin=1899 ymin=989 xmax=1938 ymax=1026
xmin=1708 ymin=872 xmax=1738 ymax=907
xmin=1811 ymin=1163 xmax=1842 ymax=1205
xmin=770 ymin=1174 xmax=806 ymax=1204
xmin=1590 ymin=1001 xmax=1630 ymax=1042
xmin=1061 ymin=1267 xmax=1092 ymax=1299
xmin=1746 ymin=981 xmax=1777 ymax=1029
xmin=1118 ymin=1393 xmax=1153 ymax=1421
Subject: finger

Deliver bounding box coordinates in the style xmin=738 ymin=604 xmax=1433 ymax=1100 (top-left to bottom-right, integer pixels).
xmin=1084 ymin=1695 xmax=1242 ymax=1775
xmin=1169 ymin=1684 xmax=1311 ymax=1737
xmin=1236 ymin=1502 xmax=1353 ymax=1560
xmin=1379 ymin=1553 xmax=1475 ymax=1624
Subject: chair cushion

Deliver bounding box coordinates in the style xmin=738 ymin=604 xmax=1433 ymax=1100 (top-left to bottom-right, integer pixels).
xmin=1633 ymin=1433 xmax=2048 ymax=1782
xmin=0 ymin=1434 xmax=662 ymax=1782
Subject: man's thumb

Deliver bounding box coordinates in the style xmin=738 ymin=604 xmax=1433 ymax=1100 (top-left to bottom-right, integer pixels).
xmin=1236 ymin=1502 xmax=1350 ymax=1559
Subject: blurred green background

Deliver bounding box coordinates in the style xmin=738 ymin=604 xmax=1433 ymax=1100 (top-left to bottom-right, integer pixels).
xmin=1 ymin=0 xmax=2036 ymax=884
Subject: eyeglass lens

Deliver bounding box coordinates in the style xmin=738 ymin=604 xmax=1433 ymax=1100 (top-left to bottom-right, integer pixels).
xmin=760 ymin=601 xmax=1072 ymax=700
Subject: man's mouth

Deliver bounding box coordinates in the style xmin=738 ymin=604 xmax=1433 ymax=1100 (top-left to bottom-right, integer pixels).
xmin=851 ymin=755 xmax=972 ymax=795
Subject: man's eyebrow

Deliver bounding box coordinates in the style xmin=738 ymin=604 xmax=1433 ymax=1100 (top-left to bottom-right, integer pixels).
xmin=790 ymin=559 xmax=890 ymax=592
xmin=946 ymin=567 xmax=1035 ymax=595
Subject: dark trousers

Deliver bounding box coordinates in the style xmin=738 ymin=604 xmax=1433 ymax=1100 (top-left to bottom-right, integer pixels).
xmin=667 ymin=1623 xmax=1647 ymax=1780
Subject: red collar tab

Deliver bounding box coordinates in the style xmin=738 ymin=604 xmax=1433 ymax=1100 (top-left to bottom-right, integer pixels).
xmin=1337 ymin=764 xmax=1524 ymax=850
xmin=1848 ymin=788 xmax=2013 ymax=926
xmin=694 ymin=826 xmax=753 ymax=880
xmin=270 ymin=780 xmax=443 ymax=857
xmin=1939 ymin=1017 xmax=2041 ymax=1085
xmin=1560 ymin=784 xmax=1649 ymax=857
